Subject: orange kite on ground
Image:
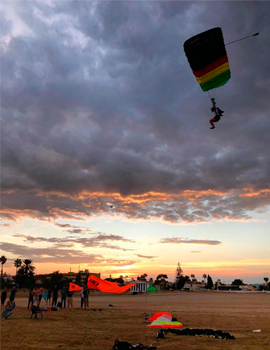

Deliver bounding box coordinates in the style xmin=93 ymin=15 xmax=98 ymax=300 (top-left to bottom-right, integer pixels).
xmin=87 ymin=275 xmax=135 ymax=293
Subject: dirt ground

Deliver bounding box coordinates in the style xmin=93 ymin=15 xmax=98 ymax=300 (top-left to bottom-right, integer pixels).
xmin=1 ymin=290 xmax=269 ymax=350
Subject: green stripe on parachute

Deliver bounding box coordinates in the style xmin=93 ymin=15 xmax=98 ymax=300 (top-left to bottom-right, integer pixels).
xmin=200 ymin=70 xmax=231 ymax=92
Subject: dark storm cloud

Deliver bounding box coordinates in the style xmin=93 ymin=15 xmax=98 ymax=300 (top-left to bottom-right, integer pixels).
xmin=160 ymin=237 xmax=221 ymax=245
xmin=0 ymin=242 xmax=137 ymax=266
xmin=1 ymin=1 xmax=270 ymax=223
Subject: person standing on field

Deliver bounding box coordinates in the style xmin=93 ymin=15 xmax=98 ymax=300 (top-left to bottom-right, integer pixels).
xmin=52 ymin=285 xmax=58 ymax=306
xmin=80 ymin=287 xmax=84 ymax=308
xmin=1 ymin=287 xmax=7 ymax=306
xmin=67 ymin=290 xmax=74 ymax=310
xmin=83 ymin=285 xmax=89 ymax=310
xmin=9 ymin=286 xmax=17 ymax=302
xmin=27 ymin=288 xmax=34 ymax=309
xmin=61 ymin=285 xmax=68 ymax=309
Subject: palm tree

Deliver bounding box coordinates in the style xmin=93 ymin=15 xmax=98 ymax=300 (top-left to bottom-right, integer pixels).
xmin=23 ymin=259 xmax=35 ymax=275
xmin=1 ymin=255 xmax=7 ymax=278
xmin=14 ymin=258 xmax=22 ymax=276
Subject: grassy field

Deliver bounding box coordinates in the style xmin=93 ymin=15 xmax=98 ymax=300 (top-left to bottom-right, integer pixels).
xmin=1 ymin=290 xmax=269 ymax=350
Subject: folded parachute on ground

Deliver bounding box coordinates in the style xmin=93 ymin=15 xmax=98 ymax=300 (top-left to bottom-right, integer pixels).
xmin=147 ymin=312 xmax=182 ymax=329
xmin=87 ymin=275 xmax=135 ymax=293
xmin=184 ymin=27 xmax=231 ymax=93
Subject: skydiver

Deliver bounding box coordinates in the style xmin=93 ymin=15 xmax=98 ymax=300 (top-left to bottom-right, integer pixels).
xmin=209 ymin=98 xmax=224 ymax=129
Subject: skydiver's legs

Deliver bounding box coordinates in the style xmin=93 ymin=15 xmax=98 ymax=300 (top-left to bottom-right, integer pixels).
xmin=209 ymin=118 xmax=216 ymax=129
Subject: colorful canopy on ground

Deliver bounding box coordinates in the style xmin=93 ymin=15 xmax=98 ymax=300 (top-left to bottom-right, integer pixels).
xmin=147 ymin=312 xmax=183 ymax=329
xmin=146 ymin=285 xmax=157 ymax=292
xmin=184 ymin=27 xmax=231 ymax=92
xmin=148 ymin=311 xmax=172 ymax=322
xmin=87 ymin=275 xmax=135 ymax=293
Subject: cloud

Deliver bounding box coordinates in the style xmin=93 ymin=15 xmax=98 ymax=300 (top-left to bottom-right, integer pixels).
xmin=54 ymin=223 xmax=74 ymax=228
xmin=66 ymin=228 xmax=94 ymax=234
xmin=1 ymin=188 xmax=269 ymax=224
xmin=136 ymin=254 xmax=158 ymax=259
xmin=190 ymin=251 xmax=202 ymax=253
xmin=0 ymin=242 xmax=136 ymax=266
xmin=0 ymin=1 xmax=270 ymax=225
xmin=159 ymin=237 xmax=222 ymax=245
xmin=13 ymin=233 xmax=135 ymax=251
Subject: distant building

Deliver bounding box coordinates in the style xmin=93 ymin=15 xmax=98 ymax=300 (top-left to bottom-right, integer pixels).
xmin=183 ymin=281 xmax=206 ymax=291
xmin=129 ymin=280 xmax=152 ymax=293
xmin=34 ymin=271 xmax=100 ymax=285
xmin=62 ymin=271 xmax=100 ymax=283
xmin=217 ymin=284 xmax=241 ymax=291
xmin=239 ymin=285 xmax=257 ymax=292
xmin=2 ymin=276 xmax=14 ymax=283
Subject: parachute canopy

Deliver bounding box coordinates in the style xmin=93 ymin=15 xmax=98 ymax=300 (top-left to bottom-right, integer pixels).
xmin=87 ymin=275 xmax=135 ymax=293
xmin=147 ymin=312 xmax=183 ymax=328
xmin=69 ymin=282 xmax=82 ymax=292
xmin=184 ymin=27 xmax=231 ymax=92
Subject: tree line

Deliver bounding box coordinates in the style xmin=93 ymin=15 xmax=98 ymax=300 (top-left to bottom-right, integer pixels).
xmin=1 ymin=256 xmax=269 ymax=291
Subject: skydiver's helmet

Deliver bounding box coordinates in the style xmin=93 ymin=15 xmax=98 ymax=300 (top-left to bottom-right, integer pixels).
xmin=211 ymin=107 xmax=215 ymax=112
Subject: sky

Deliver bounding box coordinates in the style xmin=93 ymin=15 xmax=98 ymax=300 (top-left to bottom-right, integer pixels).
xmin=1 ymin=1 xmax=270 ymax=285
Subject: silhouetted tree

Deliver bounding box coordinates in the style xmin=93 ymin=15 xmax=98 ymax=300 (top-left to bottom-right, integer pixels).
xmin=175 ymin=262 xmax=190 ymax=290
xmin=17 ymin=259 xmax=36 ymax=288
xmin=137 ymin=273 xmax=147 ymax=281
xmin=263 ymin=277 xmax=269 ymax=290
xmin=155 ymin=274 xmax=168 ymax=289
xmin=0 ymin=256 xmax=7 ymax=278
xmin=48 ymin=271 xmax=67 ymax=289
xmin=174 ymin=262 xmax=190 ymax=290
xmin=76 ymin=271 xmax=82 ymax=285
xmin=206 ymin=275 xmax=213 ymax=290
xmin=232 ymin=279 xmax=244 ymax=286
xmin=14 ymin=258 xmax=22 ymax=278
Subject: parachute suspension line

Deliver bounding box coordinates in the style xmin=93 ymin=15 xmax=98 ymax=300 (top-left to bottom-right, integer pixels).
xmin=225 ymin=32 xmax=259 ymax=46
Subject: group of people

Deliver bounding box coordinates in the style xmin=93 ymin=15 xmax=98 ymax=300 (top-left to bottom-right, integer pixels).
xmin=1 ymin=286 xmax=17 ymax=320
xmin=27 ymin=284 xmax=91 ymax=310
xmin=1 ymin=286 xmax=17 ymax=306
xmin=27 ymin=286 xmax=44 ymax=309
xmin=1 ymin=283 xmax=91 ymax=319
xmin=27 ymin=284 xmax=75 ymax=310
